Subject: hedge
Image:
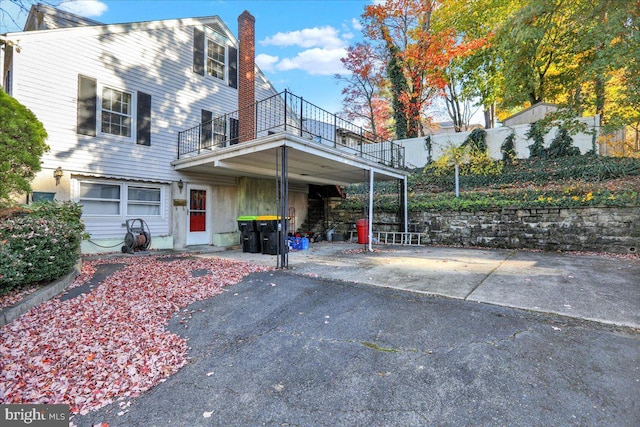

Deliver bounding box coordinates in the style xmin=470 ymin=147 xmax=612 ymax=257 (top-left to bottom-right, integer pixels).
xmin=0 ymin=201 xmax=85 ymax=294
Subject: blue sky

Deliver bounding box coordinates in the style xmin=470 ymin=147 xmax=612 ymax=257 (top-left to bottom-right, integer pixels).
xmin=2 ymin=0 xmax=376 ymax=113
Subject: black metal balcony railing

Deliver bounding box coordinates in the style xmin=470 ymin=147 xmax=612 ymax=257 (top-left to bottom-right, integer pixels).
xmin=177 ymin=90 xmax=405 ymax=169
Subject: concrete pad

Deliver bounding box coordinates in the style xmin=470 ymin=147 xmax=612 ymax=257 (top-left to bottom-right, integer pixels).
xmin=468 ymin=251 xmax=640 ymax=328
xmin=204 ymin=242 xmax=640 ymax=329
xmin=286 ymin=246 xmax=513 ymax=300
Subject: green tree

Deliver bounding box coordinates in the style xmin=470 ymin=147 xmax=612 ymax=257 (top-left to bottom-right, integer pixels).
xmin=496 ymin=0 xmax=576 ymax=108
xmin=494 ymin=0 xmax=638 ymax=132
xmin=0 ymin=89 xmax=49 ymax=205
xmin=437 ymin=0 xmax=516 ymax=129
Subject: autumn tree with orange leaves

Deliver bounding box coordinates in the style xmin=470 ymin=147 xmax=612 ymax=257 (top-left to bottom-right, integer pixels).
xmin=361 ymin=0 xmax=486 ymax=139
xmin=336 ymin=43 xmax=393 ymax=141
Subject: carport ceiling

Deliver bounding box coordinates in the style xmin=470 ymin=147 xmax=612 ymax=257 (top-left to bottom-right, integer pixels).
xmin=172 ymin=132 xmax=407 ymax=186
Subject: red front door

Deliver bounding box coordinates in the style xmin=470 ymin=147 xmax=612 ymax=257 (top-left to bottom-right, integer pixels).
xmin=187 ymin=186 xmax=208 ymax=245
xmin=189 ymin=189 xmax=206 ymax=232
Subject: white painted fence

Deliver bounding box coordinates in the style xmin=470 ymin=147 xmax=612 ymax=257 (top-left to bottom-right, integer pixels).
xmin=398 ymin=116 xmax=600 ymax=169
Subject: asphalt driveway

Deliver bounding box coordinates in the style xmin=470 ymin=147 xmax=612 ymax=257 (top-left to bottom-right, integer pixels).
xmin=74 ymin=269 xmax=639 ymax=427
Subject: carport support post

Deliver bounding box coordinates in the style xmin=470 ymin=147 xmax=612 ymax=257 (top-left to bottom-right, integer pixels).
xmin=279 ymin=145 xmax=289 ymax=269
xmin=403 ymin=176 xmax=408 ymax=233
xmin=368 ymin=168 xmax=374 ymax=252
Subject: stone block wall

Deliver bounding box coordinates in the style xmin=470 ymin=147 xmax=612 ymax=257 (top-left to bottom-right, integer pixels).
xmin=328 ymin=206 xmax=639 ymax=254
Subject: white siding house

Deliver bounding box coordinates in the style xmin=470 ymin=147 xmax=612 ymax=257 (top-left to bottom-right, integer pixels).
xmin=1 ymin=5 xmax=278 ymax=253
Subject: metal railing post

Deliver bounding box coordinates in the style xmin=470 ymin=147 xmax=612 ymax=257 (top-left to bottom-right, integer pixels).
xmin=283 ymin=89 xmax=288 ymax=133
xmin=300 ymin=96 xmax=304 ymax=137
xmin=255 ymin=102 xmax=258 ymax=139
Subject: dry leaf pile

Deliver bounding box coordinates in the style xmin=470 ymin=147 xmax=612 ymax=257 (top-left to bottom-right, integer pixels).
xmin=0 ymin=255 xmax=271 ymax=414
xmin=0 ymin=284 xmax=40 ymax=309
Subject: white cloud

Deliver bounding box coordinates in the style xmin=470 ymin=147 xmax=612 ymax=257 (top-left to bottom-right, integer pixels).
xmin=256 ymin=53 xmax=280 ymax=72
xmin=59 ymin=0 xmax=108 ymax=17
xmin=258 ymin=23 xmax=359 ymax=76
xmin=260 ymin=26 xmax=346 ymax=50
xmin=276 ymin=48 xmax=347 ymax=76
xmin=351 ymin=18 xmax=363 ymax=31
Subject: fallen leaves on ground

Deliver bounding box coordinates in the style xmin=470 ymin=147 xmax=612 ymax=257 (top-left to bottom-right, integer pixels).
xmin=342 ymin=248 xmax=382 ymax=254
xmin=0 ymin=255 xmax=272 ymax=414
xmin=0 ymin=284 xmax=40 ymax=310
xmin=565 ymin=250 xmax=640 ymax=261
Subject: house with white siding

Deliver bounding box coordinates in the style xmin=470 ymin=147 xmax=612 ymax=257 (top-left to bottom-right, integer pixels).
xmin=1 ymin=4 xmax=408 ymax=259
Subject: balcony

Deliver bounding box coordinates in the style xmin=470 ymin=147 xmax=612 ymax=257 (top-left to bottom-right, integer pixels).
xmin=177 ymin=90 xmax=405 ymax=170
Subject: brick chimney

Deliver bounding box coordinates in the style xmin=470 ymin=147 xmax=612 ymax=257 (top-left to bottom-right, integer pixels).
xmin=238 ymin=10 xmax=255 ymax=143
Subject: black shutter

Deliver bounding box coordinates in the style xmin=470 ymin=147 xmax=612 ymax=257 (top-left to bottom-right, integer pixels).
xmin=77 ymin=75 xmax=97 ymax=136
xmin=136 ymin=91 xmax=152 ymax=146
xmin=193 ymin=28 xmax=205 ymax=76
xmin=228 ymin=46 xmax=238 ymax=89
xmin=201 ymin=109 xmax=213 ymax=148
xmin=229 ymin=117 xmax=239 ymax=145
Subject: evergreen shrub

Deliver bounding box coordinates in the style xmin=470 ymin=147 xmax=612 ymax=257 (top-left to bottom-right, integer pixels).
xmin=0 ymin=201 xmax=85 ymax=293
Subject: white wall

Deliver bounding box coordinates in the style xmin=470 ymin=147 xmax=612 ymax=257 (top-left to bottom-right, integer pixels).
xmin=399 ymin=117 xmax=599 ymax=169
xmin=7 ymin=18 xmax=279 ymax=250
xmin=10 ymin=20 xmax=277 ymax=184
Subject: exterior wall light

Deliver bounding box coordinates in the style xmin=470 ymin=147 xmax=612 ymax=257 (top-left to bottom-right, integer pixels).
xmin=53 ymin=166 xmax=63 ymax=185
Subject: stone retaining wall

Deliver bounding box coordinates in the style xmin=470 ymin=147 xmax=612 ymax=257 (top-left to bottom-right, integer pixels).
xmin=328 ymin=206 xmax=639 ymax=254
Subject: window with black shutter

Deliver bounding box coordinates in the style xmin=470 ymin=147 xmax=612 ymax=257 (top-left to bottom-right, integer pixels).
xmin=201 ymin=109 xmax=213 ymax=149
xmin=194 ymin=27 xmax=232 ymax=85
xmin=228 ymin=46 xmax=238 ymax=89
xmin=229 ymin=117 xmax=239 ymax=145
xmin=193 ymin=28 xmax=205 ymax=76
xmin=137 ymin=92 xmax=152 ymax=146
xmin=77 ymin=75 xmax=97 ymax=136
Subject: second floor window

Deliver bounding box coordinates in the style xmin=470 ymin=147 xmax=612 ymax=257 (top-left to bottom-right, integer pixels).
xmin=206 ymin=39 xmax=225 ymax=80
xmin=101 ymin=87 xmax=132 ymax=137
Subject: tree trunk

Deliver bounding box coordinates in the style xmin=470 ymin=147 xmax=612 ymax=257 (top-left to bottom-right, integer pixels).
xmin=483 ymin=103 xmax=495 ymax=129
xmin=595 ymin=75 xmax=605 ymax=123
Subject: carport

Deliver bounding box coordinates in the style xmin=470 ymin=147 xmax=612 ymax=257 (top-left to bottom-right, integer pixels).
xmin=172 ymin=91 xmax=409 ymax=268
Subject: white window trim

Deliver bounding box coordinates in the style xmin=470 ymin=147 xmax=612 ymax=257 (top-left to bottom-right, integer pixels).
xmin=126 ymin=185 xmax=162 ymax=217
xmin=97 ymin=83 xmax=136 ymax=141
xmin=74 ymin=179 xmax=165 ymax=219
xmin=77 ymin=180 xmax=122 ymax=217
xmin=204 ymin=33 xmax=228 ymax=83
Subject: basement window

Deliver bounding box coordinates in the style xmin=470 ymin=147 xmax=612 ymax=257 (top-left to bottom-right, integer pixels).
xmin=127 ymin=186 xmax=161 ymax=215
xmin=79 ymin=182 xmax=121 ymax=215
xmin=77 ymin=181 xmax=163 ymax=217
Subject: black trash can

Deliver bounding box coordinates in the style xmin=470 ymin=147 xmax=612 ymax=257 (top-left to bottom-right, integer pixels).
xmin=237 ymin=216 xmax=260 ymax=253
xmin=256 ymin=216 xmax=288 ymax=255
